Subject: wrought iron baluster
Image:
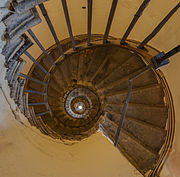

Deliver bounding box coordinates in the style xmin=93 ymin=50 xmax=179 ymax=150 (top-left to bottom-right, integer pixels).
xmin=24 ymin=89 xmax=46 ymax=95
xmin=27 ymin=29 xmax=56 ymax=66
xmin=120 ymin=0 xmax=151 ymax=45
xmin=28 ymin=102 xmax=48 ymax=106
xmin=138 ymin=3 xmax=180 ymax=49
xmin=24 ymin=51 xmax=50 ymax=75
xmin=39 ymin=3 xmax=65 ymax=57
xmin=103 ymin=0 xmax=118 ymax=44
xmin=61 ymin=0 xmax=76 ymax=50
xmin=19 ymin=73 xmax=48 ymax=86
xmin=155 ymin=45 xmax=180 ymax=65
xmin=87 ymin=0 xmax=93 ymax=46
xmin=36 ymin=110 xmax=50 ymax=117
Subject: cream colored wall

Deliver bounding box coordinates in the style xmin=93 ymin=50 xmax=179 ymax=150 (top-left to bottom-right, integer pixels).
xmin=0 ymin=0 xmax=180 ymax=176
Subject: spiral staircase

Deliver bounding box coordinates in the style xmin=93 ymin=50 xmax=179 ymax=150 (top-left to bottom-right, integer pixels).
xmin=0 ymin=0 xmax=179 ymax=176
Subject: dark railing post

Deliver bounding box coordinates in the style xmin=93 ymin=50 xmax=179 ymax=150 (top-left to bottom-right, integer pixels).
xmin=24 ymin=89 xmax=47 ymax=95
xmin=24 ymin=51 xmax=50 ymax=75
xmin=120 ymin=0 xmax=151 ymax=45
xmin=28 ymin=102 xmax=48 ymax=106
xmin=103 ymin=0 xmax=118 ymax=44
xmin=61 ymin=0 xmax=76 ymax=50
xmin=19 ymin=73 xmax=48 ymax=86
xmin=138 ymin=3 xmax=180 ymax=49
xmin=87 ymin=0 xmax=93 ymax=46
xmin=27 ymin=29 xmax=56 ymax=66
xmin=153 ymin=45 xmax=180 ymax=67
xmin=35 ymin=110 xmax=50 ymax=117
xmin=39 ymin=3 xmax=65 ymax=57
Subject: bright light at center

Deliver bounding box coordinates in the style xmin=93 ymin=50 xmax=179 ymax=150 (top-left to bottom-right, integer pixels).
xmin=78 ymin=105 xmax=83 ymax=109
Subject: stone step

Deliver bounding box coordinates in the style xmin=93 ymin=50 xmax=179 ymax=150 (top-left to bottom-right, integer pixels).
xmin=57 ymin=59 xmax=71 ymax=86
xmin=101 ymin=69 xmax=158 ymax=95
xmin=50 ymin=68 xmax=68 ymax=91
xmin=77 ymin=48 xmax=94 ymax=83
xmin=92 ymin=47 xmax=135 ymax=86
xmin=2 ymin=35 xmax=25 ymax=62
xmin=31 ymin=66 xmax=47 ymax=81
xmin=100 ymin=118 xmax=159 ymax=173
xmin=48 ymin=97 xmax=61 ymax=107
xmin=6 ymin=37 xmax=32 ymax=68
xmin=104 ymin=84 xmax=165 ymax=105
xmin=40 ymin=55 xmax=53 ymax=72
xmin=12 ymin=0 xmax=47 ymax=13
xmin=26 ymin=79 xmax=46 ymax=92
xmin=47 ymin=86 xmax=62 ymax=98
xmin=84 ymin=46 xmax=113 ymax=82
xmin=67 ymin=53 xmax=79 ymax=83
xmin=48 ymin=77 xmax=64 ymax=94
xmin=3 ymin=8 xmax=41 ymax=40
xmin=106 ymin=112 xmax=166 ymax=152
xmin=96 ymin=52 xmax=146 ymax=89
xmin=105 ymin=103 xmax=168 ymax=128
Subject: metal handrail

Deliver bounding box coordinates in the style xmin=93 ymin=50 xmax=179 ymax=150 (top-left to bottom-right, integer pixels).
xmin=148 ymin=70 xmax=175 ymax=177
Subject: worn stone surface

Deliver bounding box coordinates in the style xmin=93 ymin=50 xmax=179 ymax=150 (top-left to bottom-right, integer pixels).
xmin=0 ymin=0 xmax=11 ymax=7
xmin=100 ymin=118 xmax=159 ymax=173
xmin=2 ymin=36 xmax=24 ymax=62
xmin=12 ymin=0 xmax=48 ymax=13
xmin=105 ymin=84 xmax=164 ymax=105
xmin=0 ymin=22 xmax=6 ymax=53
xmin=3 ymin=8 xmax=41 ymax=40
xmin=0 ymin=7 xmax=10 ymax=21
xmin=106 ymin=112 xmax=166 ymax=152
xmin=105 ymin=103 xmax=168 ymax=128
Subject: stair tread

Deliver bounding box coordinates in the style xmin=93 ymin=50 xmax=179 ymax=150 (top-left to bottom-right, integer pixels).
xmin=57 ymin=60 xmax=71 ymax=86
xmin=84 ymin=46 xmax=122 ymax=82
xmin=105 ymin=103 xmax=168 ymax=128
xmin=101 ymin=69 xmax=158 ymax=95
xmin=48 ymin=77 xmax=64 ymax=93
xmin=31 ymin=66 xmax=46 ymax=81
xmin=100 ymin=118 xmax=159 ymax=172
xmin=97 ymin=53 xmax=146 ymax=89
xmin=92 ymin=47 xmax=134 ymax=85
xmin=106 ymin=112 xmax=166 ymax=152
xmin=52 ymin=64 xmax=68 ymax=89
xmin=41 ymin=56 xmax=53 ymax=71
xmin=67 ymin=53 xmax=79 ymax=83
xmin=77 ymin=48 xmax=94 ymax=83
xmin=104 ymin=83 xmax=164 ymax=105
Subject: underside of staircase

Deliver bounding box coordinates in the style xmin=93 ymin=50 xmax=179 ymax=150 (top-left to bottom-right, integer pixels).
xmin=0 ymin=0 xmax=178 ymax=176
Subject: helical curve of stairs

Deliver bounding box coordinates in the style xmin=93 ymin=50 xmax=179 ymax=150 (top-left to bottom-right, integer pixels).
xmin=0 ymin=0 xmax=178 ymax=176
